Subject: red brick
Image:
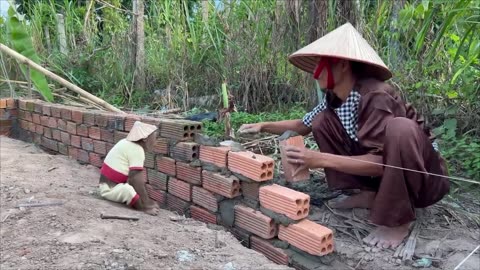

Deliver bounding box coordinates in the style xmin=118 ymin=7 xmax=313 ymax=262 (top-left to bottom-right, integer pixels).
xmin=28 ymin=122 xmax=36 ymax=132
xmin=58 ymin=143 xmax=68 ymax=155
xmin=6 ymin=98 xmax=16 ymax=109
xmin=48 ymin=117 xmax=57 ymax=128
xmin=100 ymin=129 xmax=114 ymax=143
xmin=52 ymin=129 xmax=61 ymax=141
xmin=25 ymin=101 xmax=35 ymax=111
xmin=156 ymin=156 xmax=176 ymax=176
xmin=60 ymin=131 xmax=70 ymax=145
xmin=279 ymin=135 xmax=310 ymax=182
xmin=242 ymin=182 xmax=260 ymax=200
xmin=41 ymin=137 xmax=58 ymax=151
xmin=61 ymin=107 xmax=72 ymax=120
xmin=146 ymin=184 xmax=167 ymax=206
xmin=50 ymin=105 xmax=62 ymax=117
xmin=141 ymin=116 xmax=162 ymax=127
xmin=88 ymin=126 xmax=101 ymax=140
xmin=43 ymin=127 xmax=52 ymax=138
xmin=9 ymin=108 xmax=18 ymax=117
xmin=32 ymin=113 xmax=40 ymax=124
xmin=147 ymin=169 xmax=168 ymax=190
xmin=144 ymin=151 xmax=155 ymax=168
xmin=40 ymin=115 xmax=49 ymax=126
xmin=228 ymin=151 xmax=274 ymax=182
xmin=89 ymin=152 xmax=103 ymax=167
xmin=166 ymin=194 xmax=190 ymax=216
xmin=93 ymin=140 xmax=107 ymax=155
xmin=83 ymin=111 xmax=95 ymax=126
xmin=42 ymin=104 xmax=51 ymax=116
xmin=190 ymin=205 xmax=217 ymax=224
xmin=192 ymin=186 xmax=220 ymax=212
xmin=278 ymin=219 xmax=334 ymax=256
xmin=259 ymin=184 xmax=310 ymax=220
xmin=176 ymin=162 xmax=202 ymax=185
xmin=18 ymin=100 xmax=27 ymax=110
xmin=0 ymin=99 xmax=6 ymax=109
xmin=71 ymin=110 xmax=83 ymax=124
xmin=95 ymin=112 xmax=111 ymax=127
xmin=234 ymin=204 xmax=277 ymax=239
xmin=34 ymin=102 xmax=43 ymax=113
xmin=77 ymin=124 xmax=89 ymax=137
xmin=124 ymin=114 xmax=141 ymax=131
xmin=168 ymin=178 xmax=192 ymax=202
xmin=57 ymin=119 xmax=67 ymax=131
xmin=71 ymin=135 xmax=81 ymax=148
xmin=107 ymin=116 xmax=125 ymax=131
xmin=35 ymin=124 xmax=44 ymax=135
xmin=81 ymin=137 xmax=94 ymax=151
xmin=23 ymin=111 xmax=32 ymax=122
xmin=229 ymin=227 xmax=251 ymax=248
xmin=153 ymin=137 xmax=169 ymax=154
xmin=202 ymin=171 xmax=241 ymax=198
xmin=250 ymin=236 xmax=289 ymax=265
xmin=33 ymin=133 xmax=42 ymax=144
xmin=106 ymin=143 xmax=115 ymax=153
xmin=114 ymin=130 xmax=128 ymax=142
xmin=171 ymin=142 xmax=199 ymax=162
xmin=160 ymin=119 xmax=201 ymax=140
xmin=66 ymin=121 xmax=77 ymax=135
xmin=77 ymin=149 xmax=90 ymax=163
xmin=199 ymin=146 xmax=230 ymax=168
xmin=68 ymin=147 xmax=79 ymax=159
xmin=18 ymin=119 xmax=28 ymax=130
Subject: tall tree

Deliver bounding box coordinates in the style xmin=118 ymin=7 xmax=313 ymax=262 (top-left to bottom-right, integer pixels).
xmin=133 ymin=0 xmax=145 ymax=92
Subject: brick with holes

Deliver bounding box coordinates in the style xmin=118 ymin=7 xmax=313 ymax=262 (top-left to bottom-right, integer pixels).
xmin=156 ymin=156 xmax=176 ymax=176
xmin=41 ymin=104 xmax=51 ymax=116
xmin=114 ymin=131 xmax=128 ymax=143
xmin=228 ymin=151 xmax=274 ymax=182
xmin=234 ymin=204 xmax=277 ymax=239
xmin=199 ymin=146 xmax=230 ymax=168
xmin=71 ymin=109 xmax=83 ymax=124
xmin=147 ymin=169 xmax=168 ymax=190
xmin=202 ymin=170 xmax=241 ymax=198
xmin=82 ymin=111 xmax=95 ymax=126
xmin=278 ymin=219 xmax=334 ymax=256
xmin=190 ymin=205 xmax=217 ymax=224
xmin=191 ymin=186 xmax=221 ymax=212
xmin=176 ymin=162 xmax=202 ymax=185
xmin=153 ymin=137 xmax=169 ymax=154
xmin=101 ymin=129 xmax=114 ymax=143
xmin=250 ymin=236 xmax=289 ymax=265
xmin=146 ymin=184 xmax=166 ymax=206
xmin=171 ymin=142 xmax=199 ymax=162
xmin=93 ymin=140 xmax=107 ymax=155
xmin=61 ymin=107 xmax=72 ymax=120
xmin=259 ymin=184 xmax=310 ymax=220
xmin=166 ymin=194 xmax=190 ymax=216
xmin=32 ymin=113 xmax=41 ymax=124
xmin=144 ymin=151 xmax=155 ymax=168
xmin=168 ymin=178 xmax=192 ymax=202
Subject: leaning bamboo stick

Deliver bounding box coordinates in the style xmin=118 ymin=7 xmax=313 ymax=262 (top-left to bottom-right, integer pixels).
xmin=0 ymin=43 xmax=125 ymax=114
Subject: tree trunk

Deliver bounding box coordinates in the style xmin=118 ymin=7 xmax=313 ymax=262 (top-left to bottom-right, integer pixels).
xmin=133 ymin=0 xmax=146 ymax=92
xmin=56 ymin=14 xmax=68 ymax=55
xmin=309 ymin=0 xmax=328 ymax=43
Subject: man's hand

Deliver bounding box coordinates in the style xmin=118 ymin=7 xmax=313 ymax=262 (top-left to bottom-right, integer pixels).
xmin=283 ymin=145 xmax=325 ymax=177
xmin=238 ymin=123 xmax=263 ymax=134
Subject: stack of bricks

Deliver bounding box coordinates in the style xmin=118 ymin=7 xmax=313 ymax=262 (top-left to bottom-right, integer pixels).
xmin=1 ymin=98 xmax=335 ymax=270
xmin=0 ymin=98 xmax=17 ymax=136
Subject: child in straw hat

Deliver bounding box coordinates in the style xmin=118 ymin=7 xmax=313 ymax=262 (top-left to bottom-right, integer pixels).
xmin=238 ymin=23 xmax=449 ymax=249
xmin=98 ymin=121 xmax=160 ymax=216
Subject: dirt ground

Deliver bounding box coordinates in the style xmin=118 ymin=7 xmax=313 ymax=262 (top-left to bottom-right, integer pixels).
xmin=1 ymin=136 xmax=479 ymax=270
xmin=0 ymin=137 xmax=291 ymax=270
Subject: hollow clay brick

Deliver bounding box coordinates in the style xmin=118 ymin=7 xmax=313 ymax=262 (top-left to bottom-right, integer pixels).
xmin=192 ymin=186 xmax=219 ymax=212
xmin=160 ymin=119 xmax=201 ymax=140
xmin=176 ymin=162 xmax=202 ymax=185
xmin=124 ymin=114 xmax=141 ymax=132
xmin=52 ymin=129 xmax=61 ymax=141
xmin=89 ymin=126 xmax=101 ymax=140
xmin=143 ymin=151 xmax=155 ymax=168
xmin=279 ymin=135 xmax=310 ymax=182
xmin=93 ymin=140 xmax=107 ymax=155
xmin=259 ymin=184 xmax=310 ymax=220
xmin=234 ymin=204 xmax=277 ymax=239
xmin=250 ymin=236 xmax=289 ymax=265
xmin=190 ymin=205 xmax=217 ymax=224
xmin=171 ymin=142 xmax=199 ymax=162
xmin=43 ymin=127 xmax=52 ymax=139
xmin=153 ymin=137 xmax=169 ymax=154
xmin=100 ymin=129 xmax=114 ymax=143
xmin=60 ymin=131 xmax=70 ymax=145
xmin=229 ymin=227 xmax=251 ymax=248
xmin=81 ymin=137 xmax=94 ymax=151
xmin=66 ymin=121 xmax=77 ymax=135
xmin=168 ymin=178 xmax=192 ymax=202
xmin=71 ymin=135 xmax=81 ymax=148
xmin=278 ymin=219 xmax=334 ymax=256
xmin=82 ymin=111 xmax=95 ymax=126
xmin=147 ymin=169 xmax=168 ymax=190
xmin=228 ymin=151 xmax=274 ymax=182
xmin=71 ymin=110 xmax=83 ymax=124
xmin=199 ymin=146 xmax=230 ymax=168
xmin=89 ymin=152 xmax=103 ymax=167
xmin=50 ymin=105 xmax=62 ymax=118
xmin=32 ymin=113 xmax=41 ymax=124
xmin=156 ymin=156 xmax=176 ymax=176
xmin=146 ymin=184 xmax=166 ymax=206
xmin=77 ymin=124 xmax=89 ymax=137
xmin=141 ymin=116 xmax=162 ymax=127
xmin=166 ymin=194 xmax=190 ymax=216
xmin=114 ymin=130 xmax=128 ymax=143
xmin=41 ymin=137 xmax=58 ymax=152
xmin=58 ymin=143 xmax=68 ymax=156
xmin=202 ymin=170 xmax=241 ymax=199
xmin=242 ymin=182 xmax=261 ymax=200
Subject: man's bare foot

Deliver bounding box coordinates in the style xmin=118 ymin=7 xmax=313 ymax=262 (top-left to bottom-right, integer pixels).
xmin=363 ymin=222 xmax=411 ymax=249
xmin=328 ymin=191 xmax=376 ymax=209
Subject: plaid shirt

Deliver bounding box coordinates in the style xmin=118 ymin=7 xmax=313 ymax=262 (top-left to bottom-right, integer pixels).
xmin=302 ymin=90 xmax=439 ymax=151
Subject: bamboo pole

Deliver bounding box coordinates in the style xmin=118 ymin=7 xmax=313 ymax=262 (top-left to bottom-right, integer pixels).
xmin=0 ymin=43 xmax=125 ymax=114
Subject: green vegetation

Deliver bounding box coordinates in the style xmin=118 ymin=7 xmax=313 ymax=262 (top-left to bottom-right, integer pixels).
xmin=0 ymin=0 xmax=478 ymax=182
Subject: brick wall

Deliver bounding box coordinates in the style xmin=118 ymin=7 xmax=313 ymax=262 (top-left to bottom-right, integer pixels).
xmin=1 ymin=98 xmax=335 ymax=269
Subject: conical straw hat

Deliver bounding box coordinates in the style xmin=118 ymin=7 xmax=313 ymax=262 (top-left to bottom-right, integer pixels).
xmin=126 ymin=121 xmax=158 ymax=142
xmin=288 ymin=22 xmax=392 ymax=81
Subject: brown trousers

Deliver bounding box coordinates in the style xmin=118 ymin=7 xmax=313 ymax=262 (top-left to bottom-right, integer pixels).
xmin=312 ymin=110 xmax=450 ymax=227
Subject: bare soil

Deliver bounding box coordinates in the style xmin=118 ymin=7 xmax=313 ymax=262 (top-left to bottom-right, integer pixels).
xmin=0 ymin=137 xmax=291 ymax=270
xmin=1 ymin=136 xmax=479 ymax=270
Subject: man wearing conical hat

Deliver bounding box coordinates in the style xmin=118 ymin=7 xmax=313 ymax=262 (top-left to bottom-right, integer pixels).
xmin=98 ymin=121 xmax=160 ymax=215
xmin=238 ymin=23 xmax=449 ymax=248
